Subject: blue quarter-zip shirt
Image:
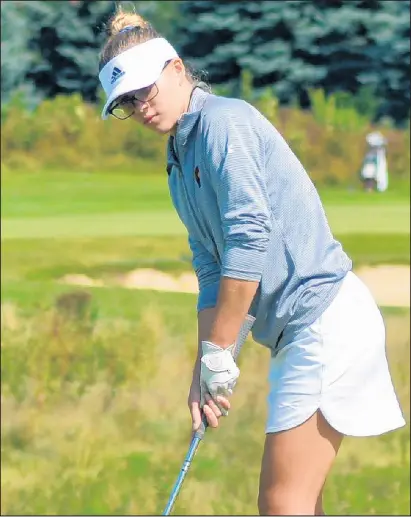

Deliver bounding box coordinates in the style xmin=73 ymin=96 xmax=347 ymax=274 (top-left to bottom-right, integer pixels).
xmin=167 ymin=86 xmax=352 ymax=353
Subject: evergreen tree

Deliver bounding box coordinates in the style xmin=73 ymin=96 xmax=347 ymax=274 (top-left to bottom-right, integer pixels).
xmin=20 ymin=1 xmax=115 ymax=102
xmin=1 ymin=1 xmax=40 ymax=107
xmin=178 ymin=0 xmax=410 ymax=123
xmin=1 ymin=1 xmax=180 ymax=105
xmin=2 ymin=1 xmax=408 ymax=123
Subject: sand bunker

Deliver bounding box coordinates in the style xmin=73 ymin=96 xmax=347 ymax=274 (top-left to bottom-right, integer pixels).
xmin=355 ymin=265 xmax=410 ymax=308
xmin=60 ymin=265 xmax=410 ymax=308
xmin=59 ymin=274 xmax=105 ymax=288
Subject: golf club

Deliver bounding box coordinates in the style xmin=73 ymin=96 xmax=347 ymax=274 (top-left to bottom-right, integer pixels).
xmin=162 ymin=314 xmax=255 ymax=515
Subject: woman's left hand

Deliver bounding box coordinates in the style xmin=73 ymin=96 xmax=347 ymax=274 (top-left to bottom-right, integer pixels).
xmin=200 ymin=340 xmax=239 ymax=421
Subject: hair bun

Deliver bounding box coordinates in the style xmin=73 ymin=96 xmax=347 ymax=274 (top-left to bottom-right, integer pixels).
xmin=109 ymin=7 xmax=148 ymax=37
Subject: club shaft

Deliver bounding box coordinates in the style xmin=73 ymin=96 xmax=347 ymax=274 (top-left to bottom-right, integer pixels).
xmin=162 ymin=314 xmax=255 ymax=515
xmin=162 ymin=435 xmax=202 ymax=515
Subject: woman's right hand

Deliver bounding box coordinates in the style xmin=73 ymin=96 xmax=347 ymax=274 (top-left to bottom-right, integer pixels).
xmin=188 ymin=368 xmax=231 ymax=431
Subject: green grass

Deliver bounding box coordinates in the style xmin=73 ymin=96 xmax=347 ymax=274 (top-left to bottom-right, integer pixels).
xmin=1 ymin=234 xmax=410 ymax=302
xmin=2 ymin=172 xmax=410 ymax=239
xmin=1 ymin=171 xmax=171 ymax=218
xmin=1 ymin=171 xmax=410 ymax=514
xmin=2 ymin=204 xmax=410 ymax=240
xmin=1 ymin=172 xmax=409 ymax=271
xmin=1 ymin=280 xmax=196 ymax=327
xmin=2 ymin=172 xmax=409 ymax=220
xmin=1 ymin=291 xmax=409 ymax=515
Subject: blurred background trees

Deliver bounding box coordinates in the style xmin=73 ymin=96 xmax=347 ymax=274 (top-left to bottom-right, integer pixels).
xmin=1 ymin=0 xmax=409 ymax=184
xmin=178 ymin=0 xmax=410 ymax=124
xmin=1 ymin=1 xmax=179 ymax=107
xmin=2 ymin=0 xmax=409 ymax=124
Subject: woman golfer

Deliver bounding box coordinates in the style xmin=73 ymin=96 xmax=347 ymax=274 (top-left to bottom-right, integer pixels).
xmin=98 ymin=8 xmax=405 ymax=515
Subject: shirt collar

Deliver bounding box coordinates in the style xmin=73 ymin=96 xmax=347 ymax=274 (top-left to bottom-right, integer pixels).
xmin=167 ymin=84 xmax=210 ymax=167
xmin=175 ymin=83 xmax=210 ymax=145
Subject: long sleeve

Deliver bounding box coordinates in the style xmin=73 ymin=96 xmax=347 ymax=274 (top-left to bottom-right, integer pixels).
xmin=201 ymin=106 xmax=272 ymax=282
xmin=188 ymin=235 xmax=221 ymax=312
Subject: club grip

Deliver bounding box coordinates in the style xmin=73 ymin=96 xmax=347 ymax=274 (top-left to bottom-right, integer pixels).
xmin=195 ymin=313 xmax=255 ymax=438
xmin=232 ymin=313 xmax=256 ymax=360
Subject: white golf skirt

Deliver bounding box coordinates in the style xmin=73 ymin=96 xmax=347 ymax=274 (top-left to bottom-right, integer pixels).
xmin=266 ymin=271 xmax=406 ymax=436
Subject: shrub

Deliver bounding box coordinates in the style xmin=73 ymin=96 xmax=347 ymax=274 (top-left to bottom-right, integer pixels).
xmin=1 ymin=87 xmax=409 ymax=185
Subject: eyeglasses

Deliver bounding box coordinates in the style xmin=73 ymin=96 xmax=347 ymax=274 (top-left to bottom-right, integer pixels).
xmin=108 ymin=83 xmax=159 ymax=120
xmin=108 ymin=60 xmax=172 ymax=121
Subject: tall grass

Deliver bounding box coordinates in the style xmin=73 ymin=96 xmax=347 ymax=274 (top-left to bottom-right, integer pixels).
xmin=1 ymin=296 xmax=409 ymax=515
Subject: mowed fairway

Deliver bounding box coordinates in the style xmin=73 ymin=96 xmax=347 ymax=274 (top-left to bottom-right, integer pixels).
xmin=1 ymin=171 xmax=410 ymax=515
xmin=2 ymin=172 xmax=410 ymax=239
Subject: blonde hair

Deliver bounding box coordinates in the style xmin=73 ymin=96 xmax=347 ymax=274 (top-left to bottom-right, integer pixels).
xmin=99 ymin=6 xmax=159 ymax=71
xmin=99 ymin=4 xmax=210 ymax=89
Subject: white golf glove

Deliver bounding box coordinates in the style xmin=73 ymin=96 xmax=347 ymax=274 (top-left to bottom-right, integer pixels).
xmin=200 ymin=341 xmax=240 ymax=412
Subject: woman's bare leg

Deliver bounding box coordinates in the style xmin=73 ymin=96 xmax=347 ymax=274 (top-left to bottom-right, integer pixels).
xmin=258 ymin=410 xmax=343 ymax=515
xmin=315 ymin=485 xmax=325 ymax=515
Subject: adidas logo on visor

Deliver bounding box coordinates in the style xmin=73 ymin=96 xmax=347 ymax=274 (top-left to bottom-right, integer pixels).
xmin=110 ymin=66 xmax=125 ymax=84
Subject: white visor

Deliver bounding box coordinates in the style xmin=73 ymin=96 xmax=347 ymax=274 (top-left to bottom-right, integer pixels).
xmin=99 ymin=37 xmax=179 ymax=120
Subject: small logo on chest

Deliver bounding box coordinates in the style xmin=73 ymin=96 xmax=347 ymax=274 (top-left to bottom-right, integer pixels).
xmin=194 ymin=166 xmax=201 ymax=187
